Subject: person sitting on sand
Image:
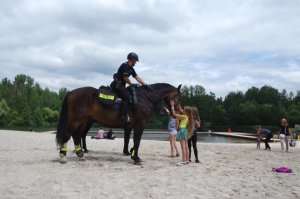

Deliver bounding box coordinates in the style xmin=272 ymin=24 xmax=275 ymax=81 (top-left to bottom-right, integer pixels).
xmin=256 ymin=126 xmax=273 ymax=151
xmin=166 ymin=108 xmax=180 ymax=158
xmin=170 ymin=101 xmax=193 ymax=166
xmin=106 ymin=128 xmax=116 ymax=140
xmin=277 ymin=118 xmax=292 ymax=153
xmin=91 ymin=127 xmax=105 ymax=139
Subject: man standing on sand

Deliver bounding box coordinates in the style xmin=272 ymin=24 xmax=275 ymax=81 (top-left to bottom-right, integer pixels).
xmin=256 ymin=126 xmax=273 ymax=150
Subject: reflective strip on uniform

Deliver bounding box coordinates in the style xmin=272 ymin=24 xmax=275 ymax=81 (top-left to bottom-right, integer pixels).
xmin=99 ymin=93 xmax=115 ymax=100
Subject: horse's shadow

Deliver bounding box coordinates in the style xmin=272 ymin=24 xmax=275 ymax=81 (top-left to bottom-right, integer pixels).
xmin=85 ymin=150 xmax=129 ymax=162
xmin=51 ymin=150 xmax=132 ymax=164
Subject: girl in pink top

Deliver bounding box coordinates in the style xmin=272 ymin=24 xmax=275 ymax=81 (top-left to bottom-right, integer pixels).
xmin=96 ymin=127 xmax=104 ymax=139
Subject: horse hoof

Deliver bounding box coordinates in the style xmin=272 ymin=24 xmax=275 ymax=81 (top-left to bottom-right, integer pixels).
xmin=60 ymin=157 xmax=67 ymax=164
xmin=123 ymin=151 xmax=130 ymax=156
xmin=134 ymin=161 xmax=142 ymax=165
xmin=132 ymin=156 xmax=143 ymax=163
xmin=76 ymin=150 xmax=84 ymax=158
xmin=84 ymin=149 xmax=89 ymax=153
xmin=79 ymin=157 xmax=86 ymax=161
xmin=133 ymin=157 xmax=142 ymax=165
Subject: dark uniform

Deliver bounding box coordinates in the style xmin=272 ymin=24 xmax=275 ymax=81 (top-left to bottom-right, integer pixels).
xmin=261 ymin=128 xmax=273 ymax=150
xmin=111 ymin=62 xmax=138 ymax=123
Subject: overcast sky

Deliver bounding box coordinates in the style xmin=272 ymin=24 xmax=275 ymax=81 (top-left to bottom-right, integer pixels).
xmin=1 ymin=0 xmax=299 ymax=97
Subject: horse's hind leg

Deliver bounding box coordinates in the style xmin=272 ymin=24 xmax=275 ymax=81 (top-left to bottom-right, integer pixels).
xmin=72 ymin=126 xmax=86 ymax=161
xmin=82 ymin=120 xmax=93 ymax=153
xmin=59 ymin=143 xmax=68 ymax=164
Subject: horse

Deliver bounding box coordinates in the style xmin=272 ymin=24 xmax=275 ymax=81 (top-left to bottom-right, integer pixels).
xmin=56 ymin=83 xmax=182 ymax=164
xmin=79 ymin=98 xmax=166 ymax=154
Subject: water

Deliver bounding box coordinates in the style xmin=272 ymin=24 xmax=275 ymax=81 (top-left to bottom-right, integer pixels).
xmin=198 ymin=133 xmax=255 ymax=143
xmin=88 ymin=130 xmax=254 ymax=143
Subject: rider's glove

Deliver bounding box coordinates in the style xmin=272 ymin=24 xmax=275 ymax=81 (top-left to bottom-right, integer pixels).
xmin=144 ymin=84 xmax=152 ymax=91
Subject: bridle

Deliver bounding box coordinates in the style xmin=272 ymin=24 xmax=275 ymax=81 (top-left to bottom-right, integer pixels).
xmin=167 ymin=92 xmax=182 ymax=112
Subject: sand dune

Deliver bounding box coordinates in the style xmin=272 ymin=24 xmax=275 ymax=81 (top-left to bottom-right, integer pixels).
xmin=0 ymin=130 xmax=299 ymax=199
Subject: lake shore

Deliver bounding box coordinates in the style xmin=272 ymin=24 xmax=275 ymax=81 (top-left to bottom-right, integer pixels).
xmin=0 ymin=130 xmax=299 ymax=199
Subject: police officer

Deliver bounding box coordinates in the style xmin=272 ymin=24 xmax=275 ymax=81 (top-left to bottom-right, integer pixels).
xmin=111 ymin=52 xmax=148 ymax=125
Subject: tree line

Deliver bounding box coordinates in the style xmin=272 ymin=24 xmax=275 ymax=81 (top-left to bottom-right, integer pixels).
xmin=0 ymin=74 xmax=299 ymax=132
xmin=180 ymin=85 xmax=300 ymax=132
xmin=0 ymin=74 xmax=68 ymax=128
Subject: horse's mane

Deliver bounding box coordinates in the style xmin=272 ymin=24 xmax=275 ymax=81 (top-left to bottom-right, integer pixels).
xmin=134 ymin=83 xmax=176 ymax=97
xmin=134 ymin=83 xmax=176 ymax=107
xmin=148 ymin=83 xmax=175 ymax=90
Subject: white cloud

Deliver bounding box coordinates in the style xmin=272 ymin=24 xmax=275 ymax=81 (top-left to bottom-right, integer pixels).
xmin=0 ymin=0 xmax=300 ymax=97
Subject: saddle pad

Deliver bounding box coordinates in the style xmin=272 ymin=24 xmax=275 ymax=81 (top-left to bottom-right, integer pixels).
xmin=97 ymin=86 xmax=117 ymax=105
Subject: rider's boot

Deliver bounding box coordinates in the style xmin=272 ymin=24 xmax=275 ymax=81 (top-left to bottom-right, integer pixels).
xmin=120 ymin=102 xmax=130 ymax=126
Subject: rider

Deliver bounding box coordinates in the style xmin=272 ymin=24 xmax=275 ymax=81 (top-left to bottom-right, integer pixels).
xmin=110 ymin=52 xmax=148 ymax=125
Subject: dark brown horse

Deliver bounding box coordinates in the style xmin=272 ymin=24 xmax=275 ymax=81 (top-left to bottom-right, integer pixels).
xmin=56 ymin=83 xmax=181 ymax=164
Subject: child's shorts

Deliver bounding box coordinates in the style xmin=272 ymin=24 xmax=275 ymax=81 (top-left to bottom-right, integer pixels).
xmin=168 ymin=130 xmax=177 ymax=135
xmin=177 ymin=128 xmax=188 ymax=141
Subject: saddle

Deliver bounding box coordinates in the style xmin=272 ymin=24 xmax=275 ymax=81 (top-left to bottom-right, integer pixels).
xmin=96 ymin=86 xmax=138 ymax=107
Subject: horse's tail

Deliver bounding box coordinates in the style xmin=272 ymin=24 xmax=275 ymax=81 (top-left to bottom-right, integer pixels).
xmin=56 ymin=93 xmax=71 ymax=147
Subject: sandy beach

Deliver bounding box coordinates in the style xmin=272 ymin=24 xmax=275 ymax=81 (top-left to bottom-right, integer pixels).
xmin=0 ymin=130 xmax=299 ymax=199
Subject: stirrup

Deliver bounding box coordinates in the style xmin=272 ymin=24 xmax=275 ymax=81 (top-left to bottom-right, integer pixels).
xmin=127 ymin=115 xmax=130 ymax=122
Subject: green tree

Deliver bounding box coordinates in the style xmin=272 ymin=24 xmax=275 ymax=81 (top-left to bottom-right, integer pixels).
xmin=42 ymin=107 xmax=59 ymax=125
xmin=0 ymin=99 xmax=9 ymax=126
xmin=239 ymin=101 xmax=257 ymax=125
xmin=257 ymin=104 xmax=273 ymax=125
xmin=258 ymin=85 xmax=280 ymax=105
xmin=223 ymin=91 xmax=245 ymax=125
xmin=7 ymin=109 xmax=23 ymax=126
xmin=58 ymin=88 xmax=69 ymax=101
xmin=245 ymin=87 xmax=259 ymax=103
xmin=0 ymin=78 xmax=14 ymax=105
xmin=211 ymin=104 xmax=227 ymax=125
xmin=33 ymin=108 xmax=44 ymax=126
xmin=286 ymin=103 xmax=300 ymax=126
xmin=294 ymin=90 xmax=300 ymax=103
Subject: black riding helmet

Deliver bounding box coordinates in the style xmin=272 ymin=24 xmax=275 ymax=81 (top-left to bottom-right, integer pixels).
xmin=127 ymin=52 xmax=139 ymax=61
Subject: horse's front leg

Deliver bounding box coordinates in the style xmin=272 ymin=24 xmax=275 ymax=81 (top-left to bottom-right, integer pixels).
xmin=123 ymin=126 xmax=132 ymax=156
xmin=131 ymin=125 xmax=144 ymax=165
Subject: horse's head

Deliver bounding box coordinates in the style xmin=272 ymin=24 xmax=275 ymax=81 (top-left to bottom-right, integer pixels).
xmin=139 ymin=83 xmax=182 ymax=115
xmin=164 ymin=84 xmax=182 ymax=113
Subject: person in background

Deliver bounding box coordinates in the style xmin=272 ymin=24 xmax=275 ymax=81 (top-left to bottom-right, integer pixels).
xmin=106 ymin=128 xmax=116 ymax=140
xmin=166 ymin=107 xmax=180 ymax=158
xmin=170 ymin=101 xmax=193 ymax=166
xmin=256 ymin=126 xmax=273 ymax=150
xmin=256 ymin=128 xmax=262 ymax=149
xmin=188 ymin=107 xmax=201 ymax=163
xmin=91 ymin=127 xmax=105 ymax=139
xmin=277 ymin=118 xmax=292 ymax=152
